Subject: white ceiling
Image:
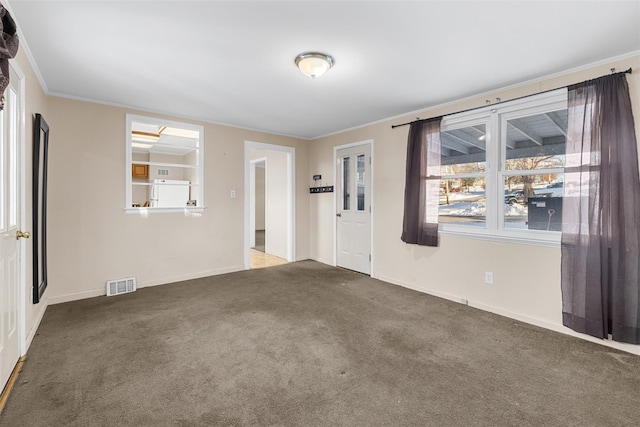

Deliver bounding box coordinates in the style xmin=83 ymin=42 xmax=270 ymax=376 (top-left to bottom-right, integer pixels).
xmin=7 ymin=0 xmax=640 ymax=139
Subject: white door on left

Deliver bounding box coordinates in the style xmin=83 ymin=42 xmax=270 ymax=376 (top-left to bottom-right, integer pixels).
xmin=1 ymin=67 xmax=24 ymax=393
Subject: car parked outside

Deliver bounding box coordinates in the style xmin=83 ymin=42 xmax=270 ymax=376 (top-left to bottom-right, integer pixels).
xmin=504 ymin=190 xmax=525 ymax=205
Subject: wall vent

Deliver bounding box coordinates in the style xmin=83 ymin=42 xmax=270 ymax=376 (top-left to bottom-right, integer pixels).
xmin=106 ymin=277 xmax=136 ymax=296
xmin=157 ymin=169 xmax=169 ymax=176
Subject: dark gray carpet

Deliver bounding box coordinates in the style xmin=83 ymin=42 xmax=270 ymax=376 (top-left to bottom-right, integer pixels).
xmin=2 ymin=261 xmax=639 ymax=426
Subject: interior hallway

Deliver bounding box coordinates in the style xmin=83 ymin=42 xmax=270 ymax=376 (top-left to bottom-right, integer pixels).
xmin=251 ymin=230 xmax=288 ymax=269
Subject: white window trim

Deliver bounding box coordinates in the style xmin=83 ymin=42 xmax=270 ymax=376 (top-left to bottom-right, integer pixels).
xmin=125 ymin=114 xmax=205 ymax=214
xmin=439 ymin=88 xmax=567 ymax=246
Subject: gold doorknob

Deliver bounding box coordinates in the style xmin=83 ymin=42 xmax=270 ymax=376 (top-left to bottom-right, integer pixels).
xmin=16 ymin=230 xmax=30 ymax=240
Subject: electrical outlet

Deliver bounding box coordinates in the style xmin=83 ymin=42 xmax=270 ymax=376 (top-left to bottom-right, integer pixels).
xmin=230 ymin=190 xmax=236 ymax=198
xmin=484 ymin=272 xmax=494 ymax=284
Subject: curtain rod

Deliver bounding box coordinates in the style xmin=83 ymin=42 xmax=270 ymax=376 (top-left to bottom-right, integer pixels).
xmin=391 ymin=67 xmax=633 ymax=129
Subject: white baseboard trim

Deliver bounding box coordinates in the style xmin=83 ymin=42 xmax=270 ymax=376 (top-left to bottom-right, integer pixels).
xmin=23 ymin=297 xmax=48 ymax=355
xmin=136 ymin=266 xmax=245 ymax=289
xmin=48 ymin=265 xmax=246 ymax=305
xmin=375 ymin=274 xmax=466 ymax=306
xmin=375 ymin=274 xmax=640 ymax=357
xmin=48 ymin=288 xmax=105 ymax=305
xmin=309 ymin=255 xmax=334 ymax=266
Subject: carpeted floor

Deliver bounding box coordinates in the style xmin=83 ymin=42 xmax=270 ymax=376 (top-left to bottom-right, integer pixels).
xmin=1 ymin=260 xmax=639 ymax=426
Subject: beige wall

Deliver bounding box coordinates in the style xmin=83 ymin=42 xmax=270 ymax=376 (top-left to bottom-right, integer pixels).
xmin=309 ymin=54 xmax=640 ymax=355
xmin=43 ymin=97 xmax=309 ymax=303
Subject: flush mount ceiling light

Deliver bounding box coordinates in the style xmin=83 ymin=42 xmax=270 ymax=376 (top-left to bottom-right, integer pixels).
xmin=295 ymin=52 xmax=335 ymax=79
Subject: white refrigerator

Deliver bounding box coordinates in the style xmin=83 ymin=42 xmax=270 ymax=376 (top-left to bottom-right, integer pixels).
xmin=150 ymin=179 xmax=190 ymax=207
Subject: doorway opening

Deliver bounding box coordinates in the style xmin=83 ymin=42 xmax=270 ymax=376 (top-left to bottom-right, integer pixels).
xmin=244 ymin=142 xmax=295 ymax=269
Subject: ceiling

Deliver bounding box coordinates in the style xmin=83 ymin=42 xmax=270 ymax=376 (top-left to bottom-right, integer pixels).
xmin=6 ymin=1 xmax=640 ymax=140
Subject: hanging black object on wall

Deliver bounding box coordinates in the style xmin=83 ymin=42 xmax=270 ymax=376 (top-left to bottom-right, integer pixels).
xmin=33 ymin=114 xmax=49 ymax=304
xmin=310 ymin=186 xmax=333 ymax=194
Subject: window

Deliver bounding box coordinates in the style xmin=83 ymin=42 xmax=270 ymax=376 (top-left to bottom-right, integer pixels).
xmin=342 ymin=156 xmax=350 ymax=210
xmin=357 ymin=154 xmax=366 ymax=211
xmin=438 ymin=89 xmax=567 ymax=242
xmin=126 ymin=114 xmax=204 ymax=212
xmin=439 ymin=122 xmax=488 ymax=227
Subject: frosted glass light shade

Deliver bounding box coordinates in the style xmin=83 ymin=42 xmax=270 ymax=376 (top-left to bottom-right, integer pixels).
xmin=295 ymin=52 xmax=335 ymax=79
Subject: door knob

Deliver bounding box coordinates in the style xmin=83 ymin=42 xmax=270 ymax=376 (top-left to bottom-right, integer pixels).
xmin=336 ymin=213 xmax=342 ymax=217
xmin=16 ymin=230 xmax=30 ymax=240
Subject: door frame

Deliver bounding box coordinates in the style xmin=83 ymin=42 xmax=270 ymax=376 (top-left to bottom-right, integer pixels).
xmin=244 ymin=141 xmax=295 ymax=269
xmin=3 ymin=60 xmax=28 ymax=357
xmin=333 ymin=139 xmax=374 ymax=276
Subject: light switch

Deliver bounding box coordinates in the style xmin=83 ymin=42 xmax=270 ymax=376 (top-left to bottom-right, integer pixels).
xmin=484 ymin=272 xmax=494 ymax=285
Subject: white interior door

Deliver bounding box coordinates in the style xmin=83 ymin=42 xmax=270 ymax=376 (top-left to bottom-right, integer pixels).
xmin=1 ymin=69 xmax=24 ymax=392
xmin=336 ymin=144 xmax=371 ymax=274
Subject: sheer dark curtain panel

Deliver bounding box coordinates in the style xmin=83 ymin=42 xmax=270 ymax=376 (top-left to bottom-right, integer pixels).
xmin=561 ymin=72 xmax=640 ymax=344
xmin=401 ymin=117 xmax=442 ymax=247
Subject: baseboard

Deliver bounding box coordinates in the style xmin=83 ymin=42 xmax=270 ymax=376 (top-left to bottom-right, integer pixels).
xmin=375 ymin=274 xmax=640 ymax=357
xmin=136 ymin=266 xmax=245 ymax=289
xmin=375 ymin=274 xmax=466 ymax=306
xmin=23 ymin=298 xmax=48 ymax=354
xmin=48 ymin=265 xmax=246 ymax=305
xmin=48 ymin=288 xmax=105 ymax=305
xmin=309 ymin=255 xmax=334 ymax=266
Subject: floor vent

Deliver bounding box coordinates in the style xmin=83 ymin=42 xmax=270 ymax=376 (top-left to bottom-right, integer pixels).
xmin=106 ymin=277 xmax=136 ymax=296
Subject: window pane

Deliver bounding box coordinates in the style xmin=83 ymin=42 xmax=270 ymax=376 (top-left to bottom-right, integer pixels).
xmin=438 ymin=178 xmax=486 ymax=227
xmin=342 ymin=157 xmax=350 ymax=210
xmin=505 ymin=110 xmax=566 ymax=171
xmin=441 ymin=124 xmax=486 ymax=175
xmin=503 ymin=174 xmax=563 ymax=230
xmin=357 ymin=154 xmax=365 ymax=211
xmin=8 ymin=89 xmax=17 ymax=227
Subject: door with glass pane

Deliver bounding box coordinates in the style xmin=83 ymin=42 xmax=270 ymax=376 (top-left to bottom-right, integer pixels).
xmin=1 ymin=67 xmax=23 ymax=393
xmin=336 ymin=144 xmax=371 ymax=275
